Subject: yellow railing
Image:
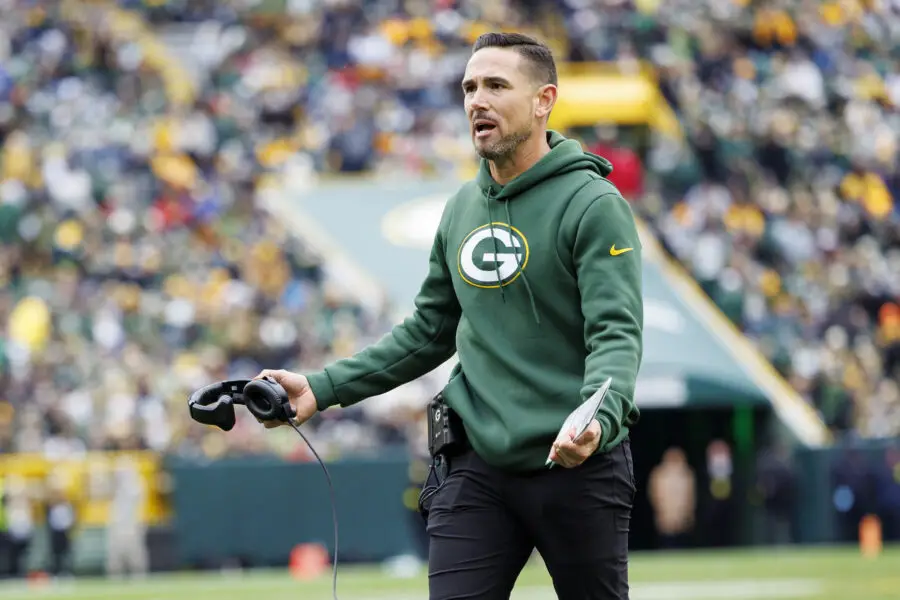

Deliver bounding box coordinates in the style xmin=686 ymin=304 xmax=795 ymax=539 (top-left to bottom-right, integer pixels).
xmin=550 ymin=61 xmax=683 ymax=139
xmin=0 ymin=451 xmax=171 ymax=527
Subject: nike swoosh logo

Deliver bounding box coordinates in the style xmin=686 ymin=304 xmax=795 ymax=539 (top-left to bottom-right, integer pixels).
xmin=610 ymin=244 xmax=633 ymax=256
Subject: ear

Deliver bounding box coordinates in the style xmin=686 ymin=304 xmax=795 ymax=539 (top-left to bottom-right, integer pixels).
xmin=534 ymin=84 xmax=557 ymax=120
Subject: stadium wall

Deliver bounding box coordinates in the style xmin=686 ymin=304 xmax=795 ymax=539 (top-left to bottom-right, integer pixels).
xmin=5 ymin=440 xmax=896 ymax=574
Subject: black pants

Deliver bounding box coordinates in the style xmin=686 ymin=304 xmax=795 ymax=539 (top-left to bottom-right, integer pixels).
xmin=425 ymin=439 xmax=636 ymax=600
xmin=9 ymin=538 xmax=28 ymax=578
xmin=0 ymin=532 xmax=8 ymax=579
xmin=49 ymin=530 xmax=71 ymax=576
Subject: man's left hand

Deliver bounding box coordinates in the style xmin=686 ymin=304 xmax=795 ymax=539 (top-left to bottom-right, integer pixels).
xmin=549 ymin=419 xmax=602 ymax=468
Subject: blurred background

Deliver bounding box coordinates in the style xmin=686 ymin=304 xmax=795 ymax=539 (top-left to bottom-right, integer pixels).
xmin=0 ymin=0 xmax=898 ymax=598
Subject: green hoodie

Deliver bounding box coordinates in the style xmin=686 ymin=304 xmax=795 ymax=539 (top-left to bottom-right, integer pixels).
xmin=306 ymin=131 xmax=643 ymax=472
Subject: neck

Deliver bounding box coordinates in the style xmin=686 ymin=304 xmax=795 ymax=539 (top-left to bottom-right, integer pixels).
xmin=489 ymin=131 xmax=550 ymax=185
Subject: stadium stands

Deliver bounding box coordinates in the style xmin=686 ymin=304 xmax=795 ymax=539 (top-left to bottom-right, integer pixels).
xmin=616 ymin=0 xmax=900 ymax=439
xmin=0 ymin=0 xmax=898 ymax=471
xmin=0 ymin=1 xmax=398 ymax=462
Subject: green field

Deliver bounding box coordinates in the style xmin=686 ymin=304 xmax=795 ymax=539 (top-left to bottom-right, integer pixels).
xmin=0 ymin=545 xmax=897 ymax=600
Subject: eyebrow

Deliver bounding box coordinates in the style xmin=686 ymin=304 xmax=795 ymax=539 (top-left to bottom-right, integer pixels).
xmin=461 ymin=75 xmax=512 ymax=90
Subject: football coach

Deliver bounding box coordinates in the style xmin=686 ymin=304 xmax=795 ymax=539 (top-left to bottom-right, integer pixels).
xmin=256 ymin=32 xmax=644 ymax=600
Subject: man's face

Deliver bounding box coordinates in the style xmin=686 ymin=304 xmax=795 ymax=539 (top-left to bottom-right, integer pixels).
xmin=462 ymin=48 xmax=540 ymax=161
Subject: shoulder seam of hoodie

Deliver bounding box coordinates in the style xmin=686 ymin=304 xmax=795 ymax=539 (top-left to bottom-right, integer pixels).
xmin=553 ymin=176 xmax=611 ymax=279
xmin=585 ymin=171 xmax=622 ymax=192
xmin=558 ymin=179 xmax=626 ymax=274
xmin=573 ymin=190 xmax=625 ymax=233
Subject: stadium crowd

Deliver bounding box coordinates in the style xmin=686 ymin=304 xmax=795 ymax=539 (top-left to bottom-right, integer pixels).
xmin=0 ymin=0 xmax=404 ymax=463
xmin=633 ymin=0 xmax=900 ymax=441
xmin=0 ymin=0 xmax=898 ymax=472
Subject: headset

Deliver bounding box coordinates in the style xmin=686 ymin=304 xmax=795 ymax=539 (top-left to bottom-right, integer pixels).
xmin=188 ymin=377 xmax=340 ymax=599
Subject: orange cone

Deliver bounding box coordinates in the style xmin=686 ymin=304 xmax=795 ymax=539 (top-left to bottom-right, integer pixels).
xmin=26 ymin=571 xmax=50 ymax=588
xmin=859 ymin=514 xmax=882 ymax=558
xmin=289 ymin=543 xmax=329 ymax=580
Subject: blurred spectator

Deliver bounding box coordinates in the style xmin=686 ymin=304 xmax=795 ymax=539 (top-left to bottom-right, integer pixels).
xmin=583 ymin=124 xmax=644 ymax=199
xmin=873 ymin=445 xmax=900 ymax=542
xmin=702 ymin=440 xmax=736 ymax=547
xmin=2 ymin=476 xmax=32 ymax=578
xmin=0 ymin=478 xmax=6 ymax=578
xmin=648 ymin=447 xmax=696 ymax=549
xmin=45 ymin=483 xmax=75 ymax=578
xmin=755 ymin=440 xmax=798 ymax=546
xmin=106 ymin=457 xmax=149 ymax=578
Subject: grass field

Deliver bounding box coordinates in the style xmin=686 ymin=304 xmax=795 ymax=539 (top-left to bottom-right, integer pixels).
xmin=0 ymin=545 xmax=897 ymax=600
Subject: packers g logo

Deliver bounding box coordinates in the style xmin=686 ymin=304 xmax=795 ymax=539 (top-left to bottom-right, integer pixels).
xmin=457 ymin=223 xmax=529 ymax=288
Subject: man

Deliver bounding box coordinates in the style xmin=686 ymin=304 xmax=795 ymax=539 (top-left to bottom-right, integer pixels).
xmin=754 ymin=440 xmax=797 ymax=546
xmin=106 ymin=457 xmax=149 ymax=579
xmin=45 ymin=484 xmax=75 ymax=578
xmin=0 ymin=477 xmax=7 ymax=579
xmin=2 ymin=476 xmax=32 ymax=580
xmin=257 ymin=32 xmax=643 ymax=599
xmin=648 ymin=447 xmax=695 ymax=549
xmin=702 ymin=440 xmax=735 ymax=548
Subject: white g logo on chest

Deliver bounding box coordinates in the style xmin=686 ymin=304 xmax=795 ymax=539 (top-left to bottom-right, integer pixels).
xmin=457 ymin=223 xmax=529 ymax=288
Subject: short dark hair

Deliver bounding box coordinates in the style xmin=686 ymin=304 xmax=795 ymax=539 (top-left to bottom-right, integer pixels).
xmin=472 ymin=32 xmax=558 ymax=87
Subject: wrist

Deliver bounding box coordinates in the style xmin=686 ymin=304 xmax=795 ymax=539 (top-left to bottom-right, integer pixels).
xmin=306 ymin=370 xmax=338 ymax=411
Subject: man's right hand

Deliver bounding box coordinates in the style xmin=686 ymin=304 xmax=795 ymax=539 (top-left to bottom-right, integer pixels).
xmin=253 ymin=369 xmax=319 ymax=428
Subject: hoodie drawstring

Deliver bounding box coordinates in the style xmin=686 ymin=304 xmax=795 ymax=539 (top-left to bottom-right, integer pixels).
xmin=502 ymin=199 xmax=541 ymax=325
xmin=485 ymin=190 xmax=506 ymax=304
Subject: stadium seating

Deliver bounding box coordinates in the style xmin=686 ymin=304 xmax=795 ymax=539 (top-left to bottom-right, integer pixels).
xmin=613 ymin=0 xmax=900 ymax=439
xmin=0 ymin=2 xmax=397 ymax=462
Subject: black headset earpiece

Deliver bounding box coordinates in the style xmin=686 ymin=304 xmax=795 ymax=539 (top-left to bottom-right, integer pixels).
xmin=188 ymin=380 xmax=250 ymax=431
xmin=242 ymin=377 xmax=295 ymax=423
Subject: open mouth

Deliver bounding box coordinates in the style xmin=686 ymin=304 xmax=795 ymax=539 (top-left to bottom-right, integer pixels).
xmin=474 ymin=120 xmax=497 ymax=138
